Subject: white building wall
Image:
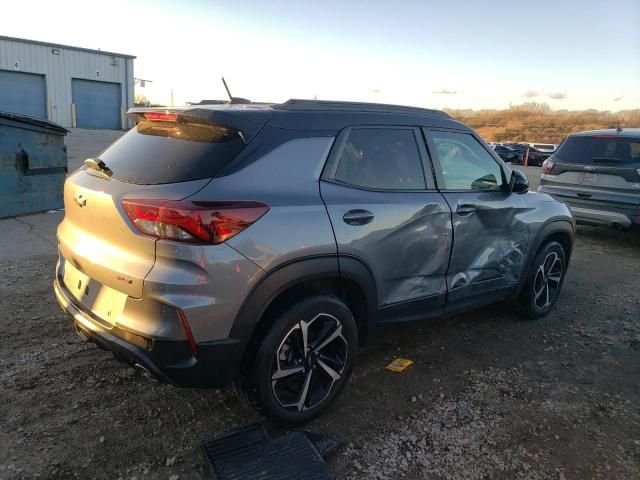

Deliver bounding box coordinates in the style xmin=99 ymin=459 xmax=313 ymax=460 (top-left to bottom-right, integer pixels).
xmin=0 ymin=37 xmax=134 ymax=128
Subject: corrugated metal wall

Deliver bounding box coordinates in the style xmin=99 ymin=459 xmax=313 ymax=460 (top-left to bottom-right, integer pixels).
xmin=0 ymin=37 xmax=134 ymax=128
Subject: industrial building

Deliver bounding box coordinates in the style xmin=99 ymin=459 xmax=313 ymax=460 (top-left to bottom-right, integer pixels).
xmin=0 ymin=36 xmax=135 ymax=129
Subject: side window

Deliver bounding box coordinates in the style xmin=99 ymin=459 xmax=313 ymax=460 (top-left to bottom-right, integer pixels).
xmin=335 ymin=128 xmax=426 ymax=190
xmin=431 ymin=131 xmax=504 ymax=191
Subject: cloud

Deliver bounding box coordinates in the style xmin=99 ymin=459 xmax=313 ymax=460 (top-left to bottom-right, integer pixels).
xmin=547 ymin=91 xmax=568 ymax=100
xmin=613 ymin=94 xmax=625 ymax=101
xmin=523 ymin=90 xmax=540 ymax=98
xmin=432 ymin=88 xmax=459 ymax=95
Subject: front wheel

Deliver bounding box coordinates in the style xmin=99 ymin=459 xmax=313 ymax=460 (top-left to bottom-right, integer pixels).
xmin=517 ymin=241 xmax=567 ymax=318
xmin=239 ymin=294 xmax=358 ymax=424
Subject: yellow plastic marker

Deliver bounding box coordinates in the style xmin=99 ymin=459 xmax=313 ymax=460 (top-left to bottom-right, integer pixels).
xmin=385 ymin=358 xmax=414 ymax=372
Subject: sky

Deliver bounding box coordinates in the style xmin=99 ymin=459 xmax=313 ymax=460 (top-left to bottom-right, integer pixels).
xmin=2 ymin=0 xmax=639 ymax=111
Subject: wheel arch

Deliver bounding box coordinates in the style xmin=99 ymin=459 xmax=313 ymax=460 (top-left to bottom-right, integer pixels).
xmin=515 ymin=219 xmax=574 ymax=297
xmin=231 ymin=255 xmax=378 ymax=375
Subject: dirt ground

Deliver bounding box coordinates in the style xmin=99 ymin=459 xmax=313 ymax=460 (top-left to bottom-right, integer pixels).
xmin=1 ymin=217 xmax=639 ymax=480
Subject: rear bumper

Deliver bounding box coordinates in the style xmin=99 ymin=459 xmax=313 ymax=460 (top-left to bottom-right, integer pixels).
xmin=538 ymin=186 xmax=640 ymax=228
xmin=568 ymin=207 xmax=633 ymax=228
xmin=54 ymin=277 xmax=246 ymax=388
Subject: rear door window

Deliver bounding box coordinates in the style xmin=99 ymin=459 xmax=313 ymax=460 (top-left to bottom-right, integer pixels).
xmin=554 ymin=136 xmax=640 ymax=166
xmin=97 ymin=116 xmax=246 ymax=184
xmin=334 ymin=128 xmax=427 ymax=190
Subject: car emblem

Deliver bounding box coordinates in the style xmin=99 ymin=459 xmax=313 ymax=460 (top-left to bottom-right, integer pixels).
xmin=73 ymin=192 xmax=87 ymax=207
xmin=583 ymin=166 xmax=596 ymax=172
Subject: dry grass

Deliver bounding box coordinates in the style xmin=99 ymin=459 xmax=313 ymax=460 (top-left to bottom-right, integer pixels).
xmin=446 ymin=103 xmax=640 ymax=144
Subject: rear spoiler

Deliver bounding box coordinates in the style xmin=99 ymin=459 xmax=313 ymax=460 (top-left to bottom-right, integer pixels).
xmin=127 ymin=107 xmax=271 ymax=143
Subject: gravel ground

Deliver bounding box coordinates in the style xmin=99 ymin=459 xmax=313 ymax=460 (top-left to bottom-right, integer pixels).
xmin=0 ymin=132 xmax=637 ymax=480
xmin=1 ymin=222 xmax=639 ymax=480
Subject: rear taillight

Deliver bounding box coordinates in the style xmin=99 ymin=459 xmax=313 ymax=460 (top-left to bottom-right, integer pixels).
xmin=542 ymin=159 xmax=556 ymax=174
xmin=121 ymin=199 xmax=269 ymax=244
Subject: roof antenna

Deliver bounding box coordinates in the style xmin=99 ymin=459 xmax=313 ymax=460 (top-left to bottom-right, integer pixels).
xmin=221 ymin=76 xmax=248 ymax=145
xmin=616 ymin=117 xmax=622 ymax=133
xmin=221 ymin=76 xmax=251 ymax=105
xmin=222 ymin=76 xmax=233 ymax=103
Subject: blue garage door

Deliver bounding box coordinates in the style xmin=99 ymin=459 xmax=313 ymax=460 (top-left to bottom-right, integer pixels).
xmin=72 ymin=79 xmax=121 ymax=129
xmin=0 ymin=70 xmax=47 ymax=118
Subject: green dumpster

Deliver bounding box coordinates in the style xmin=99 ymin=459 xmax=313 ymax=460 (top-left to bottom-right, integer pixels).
xmin=0 ymin=112 xmax=68 ymax=218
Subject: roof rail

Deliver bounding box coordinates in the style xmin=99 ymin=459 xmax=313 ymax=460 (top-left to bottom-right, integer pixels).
xmin=274 ymin=99 xmax=450 ymax=118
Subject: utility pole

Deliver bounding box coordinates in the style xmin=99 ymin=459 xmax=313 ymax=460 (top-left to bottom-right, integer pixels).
xmin=170 ymin=89 xmax=174 ymax=107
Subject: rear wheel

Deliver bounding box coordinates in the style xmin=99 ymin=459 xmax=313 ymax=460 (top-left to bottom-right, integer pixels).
xmin=517 ymin=241 xmax=567 ymax=318
xmin=238 ymin=294 xmax=357 ymax=424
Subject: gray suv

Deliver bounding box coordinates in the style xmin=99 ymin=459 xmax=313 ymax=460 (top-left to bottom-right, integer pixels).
xmin=54 ymin=100 xmax=574 ymax=423
xmin=538 ymin=129 xmax=640 ymax=229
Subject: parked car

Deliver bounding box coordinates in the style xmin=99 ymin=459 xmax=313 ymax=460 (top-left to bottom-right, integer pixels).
xmin=539 ymin=128 xmax=640 ymax=229
xmin=54 ymin=99 xmax=574 ymax=423
xmin=493 ymin=144 xmax=523 ymax=163
xmin=504 ymin=143 xmax=547 ymax=166
xmin=523 ymin=143 xmax=557 ymax=154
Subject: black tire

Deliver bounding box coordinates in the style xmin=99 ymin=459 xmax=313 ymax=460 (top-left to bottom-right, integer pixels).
xmin=238 ymin=294 xmax=357 ymax=424
xmin=517 ymin=241 xmax=567 ymax=319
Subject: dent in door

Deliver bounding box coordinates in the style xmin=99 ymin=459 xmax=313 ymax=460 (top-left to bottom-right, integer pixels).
xmin=323 ymin=184 xmax=452 ymax=306
xmin=448 ymin=201 xmax=529 ymax=291
xmin=377 ymin=203 xmax=451 ymax=304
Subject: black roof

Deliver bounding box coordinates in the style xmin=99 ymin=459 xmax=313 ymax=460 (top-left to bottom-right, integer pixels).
xmin=268 ymin=99 xmax=461 ymax=132
xmin=570 ymin=128 xmax=640 ymax=138
xmin=129 ymin=98 xmax=465 ymax=133
xmin=274 ymin=99 xmax=451 ymax=118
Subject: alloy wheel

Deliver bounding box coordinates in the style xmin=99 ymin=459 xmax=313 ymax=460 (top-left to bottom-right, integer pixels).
xmin=271 ymin=313 xmax=348 ymax=412
xmin=533 ymin=251 xmax=563 ymax=310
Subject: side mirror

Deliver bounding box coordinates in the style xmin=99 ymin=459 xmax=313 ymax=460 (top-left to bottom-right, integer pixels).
xmin=510 ymin=169 xmax=529 ymax=193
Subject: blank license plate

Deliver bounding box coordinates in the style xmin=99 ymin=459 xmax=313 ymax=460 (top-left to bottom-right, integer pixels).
xmin=582 ymin=173 xmax=599 ymax=184
xmin=63 ymin=260 xmax=90 ymax=300
xmin=61 ymin=259 xmax=125 ymax=323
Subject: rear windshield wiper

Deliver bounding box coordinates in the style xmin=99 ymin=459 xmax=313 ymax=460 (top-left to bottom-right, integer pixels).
xmin=84 ymin=158 xmax=113 ymax=177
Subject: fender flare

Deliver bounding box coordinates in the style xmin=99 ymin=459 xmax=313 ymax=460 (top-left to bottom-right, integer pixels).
xmin=515 ymin=219 xmax=574 ymax=297
xmin=229 ymin=254 xmax=378 ymax=343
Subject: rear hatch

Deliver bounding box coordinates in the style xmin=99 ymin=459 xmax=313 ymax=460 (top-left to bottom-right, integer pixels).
xmin=541 ymin=133 xmax=640 ymax=209
xmin=57 ymin=107 xmax=268 ymax=300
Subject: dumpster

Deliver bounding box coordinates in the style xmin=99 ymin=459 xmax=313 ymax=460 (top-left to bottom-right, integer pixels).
xmin=0 ymin=112 xmax=68 ymax=218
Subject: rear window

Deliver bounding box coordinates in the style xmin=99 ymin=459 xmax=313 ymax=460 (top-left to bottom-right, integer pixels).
xmin=555 ymin=136 xmax=640 ymax=166
xmin=97 ymin=117 xmax=245 ymax=184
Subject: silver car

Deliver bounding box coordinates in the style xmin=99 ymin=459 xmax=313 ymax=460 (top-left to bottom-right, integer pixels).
xmin=539 ymin=129 xmax=640 ymax=229
xmin=54 ymin=99 xmax=574 ymax=423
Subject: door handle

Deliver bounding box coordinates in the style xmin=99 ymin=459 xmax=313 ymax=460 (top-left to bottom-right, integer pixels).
xmin=456 ymin=204 xmax=477 ymax=216
xmin=343 ymin=209 xmax=375 ymax=225
xmin=577 ymin=192 xmax=592 ymax=198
